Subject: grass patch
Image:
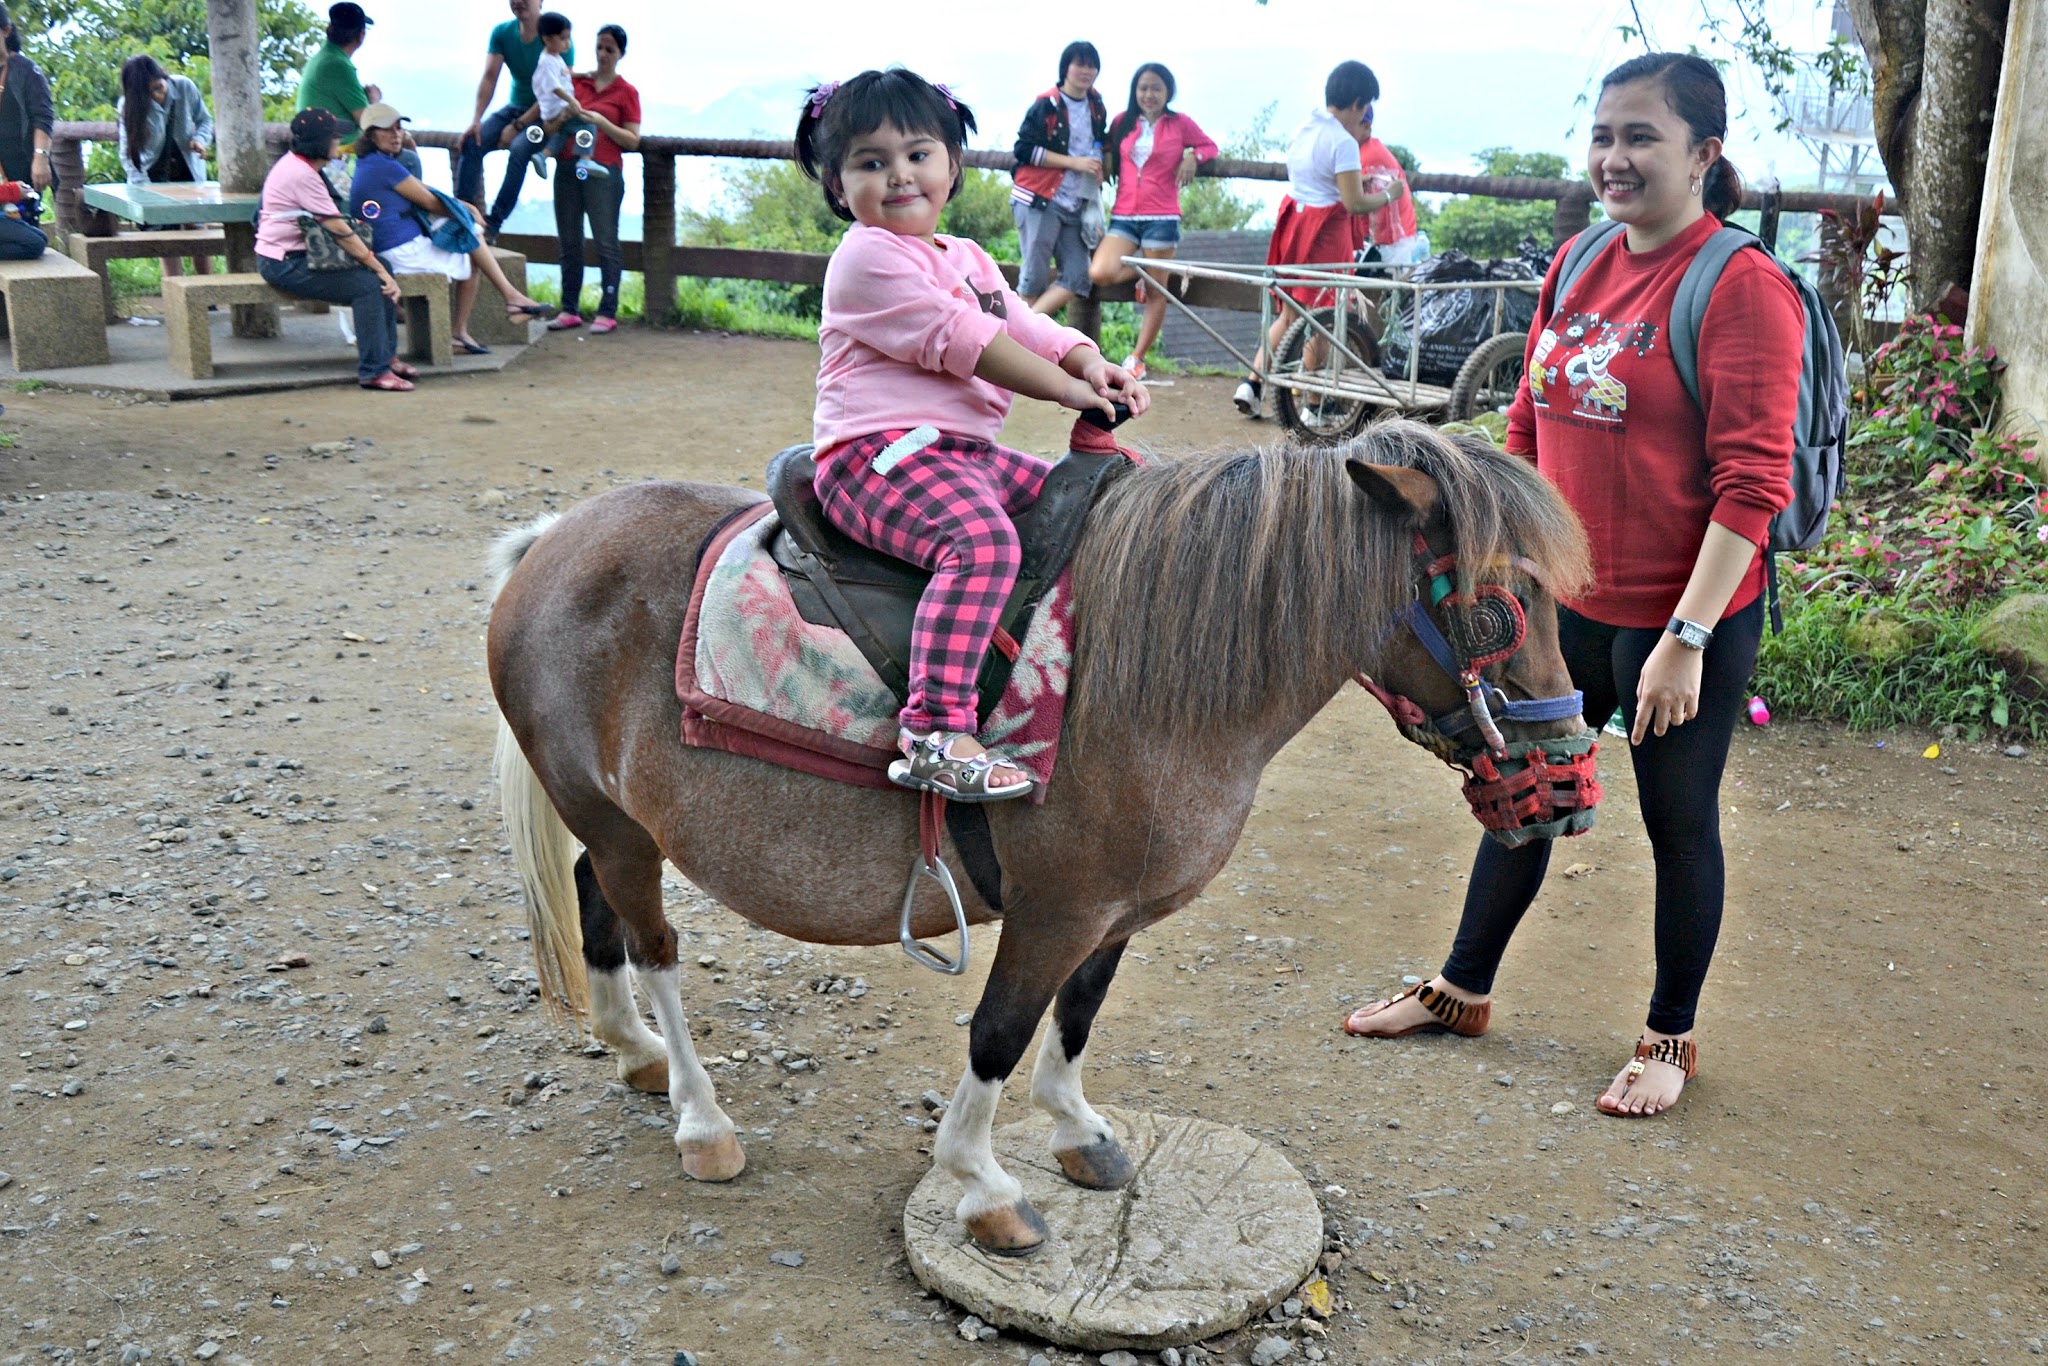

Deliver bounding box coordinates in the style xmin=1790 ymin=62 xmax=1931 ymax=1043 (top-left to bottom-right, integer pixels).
xmin=1755 ymin=592 xmax=2045 ymax=739
xmin=12 ymin=378 xmax=46 ymax=393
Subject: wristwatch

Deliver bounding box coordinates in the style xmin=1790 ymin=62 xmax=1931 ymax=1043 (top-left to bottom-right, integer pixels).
xmin=1666 ymin=617 xmax=1714 ymax=651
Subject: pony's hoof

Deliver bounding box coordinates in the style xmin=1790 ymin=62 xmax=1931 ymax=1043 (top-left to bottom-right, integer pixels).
xmin=963 ymin=1199 xmax=1049 ymax=1256
xmin=1054 ymin=1136 xmax=1135 ymax=1190
xmin=619 ymin=1056 xmax=669 ymax=1094
xmin=677 ymin=1132 xmax=747 ymax=1182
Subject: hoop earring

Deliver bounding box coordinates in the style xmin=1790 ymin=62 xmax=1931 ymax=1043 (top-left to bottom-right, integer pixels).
xmin=1689 ymin=177 xmax=1702 ymax=197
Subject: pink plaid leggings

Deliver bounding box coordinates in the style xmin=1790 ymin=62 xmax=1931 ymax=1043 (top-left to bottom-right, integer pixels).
xmin=814 ymin=430 xmax=1051 ymax=735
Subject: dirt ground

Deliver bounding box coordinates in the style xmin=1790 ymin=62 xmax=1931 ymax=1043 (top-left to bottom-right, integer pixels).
xmin=2 ymin=332 xmax=2044 ymax=1366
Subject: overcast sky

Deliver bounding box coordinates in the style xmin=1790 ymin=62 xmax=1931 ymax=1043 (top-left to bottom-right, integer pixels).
xmin=355 ymin=0 xmax=1850 ymax=223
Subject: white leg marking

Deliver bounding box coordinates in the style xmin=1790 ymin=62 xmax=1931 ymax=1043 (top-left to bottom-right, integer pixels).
xmin=587 ymin=966 xmax=667 ymax=1081
xmin=932 ymin=1071 xmax=1024 ymax=1223
xmin=638 ymin=965 xmax=737 ymax=1152
xmin=1028 ymin=1025 xmax=1115 ymax=1153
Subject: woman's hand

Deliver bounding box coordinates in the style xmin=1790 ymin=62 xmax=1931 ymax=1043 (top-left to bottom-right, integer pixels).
xmin=377 ymin=272 xmax=400 ymax=304
xmin=31 ymin=153 xmax=51 ymax=192
xmin=189 ymin=139 xmax=207 ymax=153
xmin=1175 ymin=148 xmax=1198 ymax=188
xmin=1631 ymin=634 xmax=1706 ymax=745
xmin=561 ymin=96 xmax=585 ymax=119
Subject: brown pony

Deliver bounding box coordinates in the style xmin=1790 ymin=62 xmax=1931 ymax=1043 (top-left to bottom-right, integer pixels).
xmin=486 ymin=420 xmax=1590 ymax=1255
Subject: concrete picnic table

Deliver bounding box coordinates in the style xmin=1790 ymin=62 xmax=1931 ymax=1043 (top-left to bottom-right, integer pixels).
xmin=82 ymin=181 xmax=278 ymax=337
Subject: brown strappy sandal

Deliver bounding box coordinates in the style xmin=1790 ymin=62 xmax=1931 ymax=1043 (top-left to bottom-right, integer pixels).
xmin=1597 ymin=1036 xmax=1698 ymax=1117
xmin=1342 ymin=981 xmax=1491 ymax=1038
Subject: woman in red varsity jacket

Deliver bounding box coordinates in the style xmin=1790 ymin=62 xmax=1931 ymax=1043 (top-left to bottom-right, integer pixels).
xmin=1343 ymin=53 xmax=1804 ymax=1119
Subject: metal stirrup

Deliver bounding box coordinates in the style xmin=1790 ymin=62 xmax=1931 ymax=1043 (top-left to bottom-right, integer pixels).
xmin=899 ymin=855 xmax=970 ymax=975
xmin=900 ymin=789 xmax=970 ymax=974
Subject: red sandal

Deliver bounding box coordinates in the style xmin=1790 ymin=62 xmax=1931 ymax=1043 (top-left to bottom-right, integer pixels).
xmin=1343 ymin=981 xmax=1491 ymax=1038
xmin=360 ymin=371 xmax=415 ymax=393
xmin=387 ymin=359 xmax=420 ymax=380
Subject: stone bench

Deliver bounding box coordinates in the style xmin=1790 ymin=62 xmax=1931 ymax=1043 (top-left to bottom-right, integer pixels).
xmin=162 ymin=271 xmax=453 ymax=380
xmin=65 ymin=228 xmax=227 ymax=323
xmin=465 ymin=246 xmax=535 ymax=347
xmin=0 ymin=251 xmax=112 ymax=371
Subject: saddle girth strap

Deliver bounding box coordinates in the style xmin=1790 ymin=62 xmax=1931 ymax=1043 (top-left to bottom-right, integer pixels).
xmin=943 ymin=802 xmax=1005 ymax=912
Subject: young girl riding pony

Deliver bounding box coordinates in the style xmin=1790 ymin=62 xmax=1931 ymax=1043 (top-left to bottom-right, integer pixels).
xmin=798 ymin=68 xmax=1147 ymax=803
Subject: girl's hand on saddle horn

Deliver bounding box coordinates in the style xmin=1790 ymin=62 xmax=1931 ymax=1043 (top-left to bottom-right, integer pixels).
xmin=1072 ymin=350 xmax=1150 ymax=417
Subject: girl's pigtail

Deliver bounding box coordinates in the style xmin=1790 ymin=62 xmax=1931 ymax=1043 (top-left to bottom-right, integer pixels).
xmin=794 ymin=81 xmax=837 ymax=184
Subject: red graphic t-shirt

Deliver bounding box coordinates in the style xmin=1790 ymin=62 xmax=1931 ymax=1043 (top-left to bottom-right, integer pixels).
xmin=1506 ymin=214 xmax=1804 ymax=627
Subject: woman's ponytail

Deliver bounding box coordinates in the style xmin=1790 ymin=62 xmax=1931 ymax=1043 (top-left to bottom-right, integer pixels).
xmin=1702 ymin=156 xmax=1743 ymax=220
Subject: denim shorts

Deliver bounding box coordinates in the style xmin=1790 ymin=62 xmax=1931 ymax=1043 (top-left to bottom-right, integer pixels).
xmin=1105 ymin=216 xmax=1182 ymax=248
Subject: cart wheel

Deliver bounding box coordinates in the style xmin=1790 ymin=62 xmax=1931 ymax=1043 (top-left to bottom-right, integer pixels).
xmin=1273 ymin=308 xmax=1375 ymax=444
xmin=1448 ymin=333 xmax=1526 ymax=422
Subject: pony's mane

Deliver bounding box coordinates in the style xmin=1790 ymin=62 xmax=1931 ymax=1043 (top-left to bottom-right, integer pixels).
xmin=1067 ymin=420 xmax=1590 ymax=744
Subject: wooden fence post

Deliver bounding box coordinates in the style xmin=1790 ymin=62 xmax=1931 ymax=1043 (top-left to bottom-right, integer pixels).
xmin=1068 ymin=292 xmax=1101 ymax=348
xmin=642 ymin=151 xmax=678 ymax=324
xmin=1551 ymin=186 xmax=1596 ymax=246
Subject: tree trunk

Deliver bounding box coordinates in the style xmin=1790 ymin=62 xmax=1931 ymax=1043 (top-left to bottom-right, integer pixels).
xmin=1847 ymin=0 xmax=2010 ymax=312
xmin=205 ymin=0 xmax=268 ymax=195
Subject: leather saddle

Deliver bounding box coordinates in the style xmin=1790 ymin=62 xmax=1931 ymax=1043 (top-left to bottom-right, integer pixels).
xmin=766 ymin=442 xmax=1128 ymax=725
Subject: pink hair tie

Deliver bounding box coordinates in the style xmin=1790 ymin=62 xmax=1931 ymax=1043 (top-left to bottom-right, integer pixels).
xmin=935 ymin=82 xmax=959 ymax=110
xmin=807 ymin=81 xmax=840 ymax=116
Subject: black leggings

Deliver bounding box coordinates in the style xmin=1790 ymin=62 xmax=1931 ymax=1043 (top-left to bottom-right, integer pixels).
xmin=1440 ymin=597 xmax=1764 ymax=1034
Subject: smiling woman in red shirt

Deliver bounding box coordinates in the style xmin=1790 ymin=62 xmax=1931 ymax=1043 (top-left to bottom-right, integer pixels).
xmin=1342 ymin=53 xmax=1804 ymax=1120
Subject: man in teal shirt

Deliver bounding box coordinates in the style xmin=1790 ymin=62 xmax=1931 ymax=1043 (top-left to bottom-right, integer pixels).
xmin=295 ymin=2 xmax=380 ymax=123
xmin=455 ymin=0 xmax=573 ymax=241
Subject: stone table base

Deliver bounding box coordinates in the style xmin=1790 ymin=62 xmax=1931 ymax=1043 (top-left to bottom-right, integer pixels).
xmin=903 ymin=1107 xmax=1322 ymax=1351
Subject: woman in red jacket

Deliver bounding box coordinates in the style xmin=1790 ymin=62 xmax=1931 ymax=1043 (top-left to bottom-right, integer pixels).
xmin=1086 ymin=62 xmax=1217 ymax=380
xmin=1343 ymin=52 xmax=1804 ymax=1119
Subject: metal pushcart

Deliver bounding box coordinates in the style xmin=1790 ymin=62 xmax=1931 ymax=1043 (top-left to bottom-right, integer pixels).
xmin=1126 ymin=255 xmax=1540 ymax=443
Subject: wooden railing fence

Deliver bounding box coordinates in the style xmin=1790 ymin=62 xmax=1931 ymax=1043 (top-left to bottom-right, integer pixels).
xmin=49 ymin=120 xmax=1878 ymax=327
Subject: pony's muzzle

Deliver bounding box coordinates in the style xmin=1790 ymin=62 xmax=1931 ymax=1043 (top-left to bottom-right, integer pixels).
xmin=1460 ymin=728 xmax=1604 ymax=846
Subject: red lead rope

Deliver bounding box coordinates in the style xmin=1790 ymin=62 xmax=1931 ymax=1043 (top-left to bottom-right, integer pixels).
xmin=919 ymin=789 xmax=944 ymax=870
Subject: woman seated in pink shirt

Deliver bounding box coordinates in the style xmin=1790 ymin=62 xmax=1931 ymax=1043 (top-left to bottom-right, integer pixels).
xmin=254 ymin=107 xmax=414 ymax=392
xmin=1086 ymin=63 xmax=1217 ymax=380
xmin=797 ymin=68 xmax=1145 ymax=801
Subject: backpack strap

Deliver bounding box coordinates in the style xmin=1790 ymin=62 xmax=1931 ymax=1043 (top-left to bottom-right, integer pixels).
xmin=1666 ymin=225 xmax=1759 ymax=412
xmin=1551 ymin=218 xmax=1627 ymax=316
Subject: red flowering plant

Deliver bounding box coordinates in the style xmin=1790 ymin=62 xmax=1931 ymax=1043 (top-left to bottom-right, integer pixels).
xmin=1782 ymin=314 xmax=2047 ymax=605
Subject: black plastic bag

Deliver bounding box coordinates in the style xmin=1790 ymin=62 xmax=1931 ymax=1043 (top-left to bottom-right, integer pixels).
xmin=1380 ymin=245 xmax=1545 ymax=387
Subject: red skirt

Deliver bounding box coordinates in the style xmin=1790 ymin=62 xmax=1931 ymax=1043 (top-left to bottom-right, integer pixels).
xmin=1266 ymin=196 xmax=1367 ymax=307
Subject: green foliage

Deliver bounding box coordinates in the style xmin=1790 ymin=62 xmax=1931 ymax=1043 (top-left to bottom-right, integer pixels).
xmin=1762 ymin=314 xmax=2048 ymax=737
xmin=1424 ymin=146 xmax=1575 ymax=260
xmin=1179 ymin=101 xmax=1281 ymax=233
xmin=12 ymin=378 xmax=47 ymax=393
xmin=13 ymin=0 xmax=318 ymax=181
xmin=940 ymin=169 xmax=1018 ymax=261
xmin=1754 ymin=594 xmax=2046 ymax=739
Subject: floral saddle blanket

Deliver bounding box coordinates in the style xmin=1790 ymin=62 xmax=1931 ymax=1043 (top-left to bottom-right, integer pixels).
xmin=674 ymin=494 xmax=1087 ymax=800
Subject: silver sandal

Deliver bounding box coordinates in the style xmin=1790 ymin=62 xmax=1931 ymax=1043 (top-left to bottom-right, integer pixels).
xmin=888 ymin=731 xmax=1035 ymax=803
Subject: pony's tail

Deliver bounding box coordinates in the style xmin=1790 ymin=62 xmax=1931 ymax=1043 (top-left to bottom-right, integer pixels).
xmin=495 ymin=718 xmax=589 ymax=1028
xmin=485 ymin=511 xmax=587 ymax=1029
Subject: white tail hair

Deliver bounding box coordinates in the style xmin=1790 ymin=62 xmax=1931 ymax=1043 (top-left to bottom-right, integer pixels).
xmin=486 ymin=512 xmax=561 ymax=602
xmin=486 ymin=512 xmax=588 ymax=1026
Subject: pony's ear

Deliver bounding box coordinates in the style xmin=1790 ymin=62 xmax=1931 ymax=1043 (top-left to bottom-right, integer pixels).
xmin=1346 ymin=459 xmax=1440 ymax=527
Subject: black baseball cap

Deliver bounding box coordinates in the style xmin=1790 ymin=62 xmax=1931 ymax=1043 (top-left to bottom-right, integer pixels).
xmin=330 ymin=3 xmax=373 ymax=26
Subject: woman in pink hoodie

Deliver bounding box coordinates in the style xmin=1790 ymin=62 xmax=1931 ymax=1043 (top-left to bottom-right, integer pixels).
xmin=1087 ymin=63 xmax=1218 ymax=379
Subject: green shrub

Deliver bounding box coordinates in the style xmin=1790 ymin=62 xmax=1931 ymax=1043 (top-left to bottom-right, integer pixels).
xmin=1761 ymin=313 xmax=2048 ymax=736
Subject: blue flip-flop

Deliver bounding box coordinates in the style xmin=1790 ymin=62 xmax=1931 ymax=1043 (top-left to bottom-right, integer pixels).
xmin=453 ymin=337 xmax=492 ymax=356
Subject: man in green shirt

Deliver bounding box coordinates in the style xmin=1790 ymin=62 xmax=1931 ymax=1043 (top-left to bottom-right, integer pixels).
xmin=295 ymin=3 xmax=380 ymax=123
xmin=455 ymin=0 xmax=574 ymax=241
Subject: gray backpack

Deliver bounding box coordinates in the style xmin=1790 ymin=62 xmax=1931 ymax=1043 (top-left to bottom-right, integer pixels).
xmin=1552 ymin=219 xmax=1849 ymax=575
